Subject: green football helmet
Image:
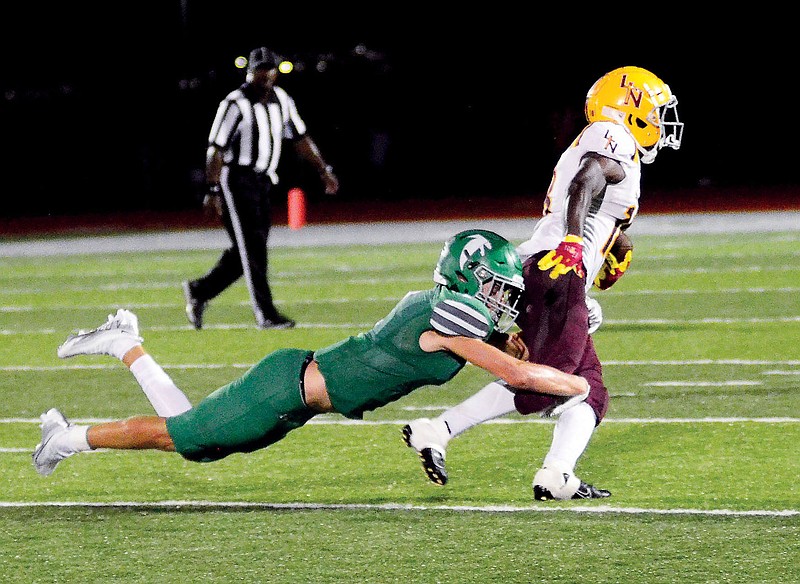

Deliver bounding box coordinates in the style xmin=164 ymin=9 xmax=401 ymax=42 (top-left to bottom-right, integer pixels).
xmin=433 ymin=229 xmax=525 ymax=332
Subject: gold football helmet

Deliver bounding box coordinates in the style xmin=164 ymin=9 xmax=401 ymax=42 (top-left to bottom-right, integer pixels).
xmin=585 ymin=66 xmax=683 ymax=164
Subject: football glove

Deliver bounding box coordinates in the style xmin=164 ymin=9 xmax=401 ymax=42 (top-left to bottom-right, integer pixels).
xmin=537 ymin=235 xmax=584 ymax=279
xmin=594 ymin=248 xmax=632 ymax=290
xmin=586 ymin=296 xmax=603 ymax=335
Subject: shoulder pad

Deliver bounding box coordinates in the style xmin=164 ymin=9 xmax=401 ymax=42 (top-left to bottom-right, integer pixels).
xmin=580 ymin=121 xmax=638 ymax=163
xmin=430 ymin=290 xmax=493 ymax=339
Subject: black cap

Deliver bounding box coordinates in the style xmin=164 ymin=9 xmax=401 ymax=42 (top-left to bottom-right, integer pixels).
xmin=247 ymin=47 xmax=282 ymax=72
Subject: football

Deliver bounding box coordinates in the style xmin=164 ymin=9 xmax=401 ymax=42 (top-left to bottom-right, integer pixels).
xmin=610 ymin=229 xmax=633 ymax=260
xmin=594 ymin=230 xmax=633 ymax=290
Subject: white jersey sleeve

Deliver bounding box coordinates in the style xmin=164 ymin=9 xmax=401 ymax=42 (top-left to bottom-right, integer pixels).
xmin=516 ymin=121 xmax=642 ymax=291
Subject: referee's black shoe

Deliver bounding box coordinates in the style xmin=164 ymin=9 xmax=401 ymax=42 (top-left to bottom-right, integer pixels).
xmin=258 ymin=313 xmax=296 ymax=330
xmin=182 ymin=281 xmax=206 ymax=330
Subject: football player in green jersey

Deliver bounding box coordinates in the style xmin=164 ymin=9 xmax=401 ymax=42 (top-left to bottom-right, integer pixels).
xmin=33 ymin=230 xmax=590 ymax=477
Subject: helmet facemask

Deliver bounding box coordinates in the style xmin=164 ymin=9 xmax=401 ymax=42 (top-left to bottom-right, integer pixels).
xmin=473 ymin=266 xmax=523 ymax=333
xmin=640 ymin=95 xmax=683 ymax=164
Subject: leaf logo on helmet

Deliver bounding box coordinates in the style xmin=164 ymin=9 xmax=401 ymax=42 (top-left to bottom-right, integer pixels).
xmin=459 ymin=234 xmax=493 ymax=270
xmin=585 ymin=65 xmax=684 ymax=164
xmin=433 ymin=229 xmax=525 ymax=332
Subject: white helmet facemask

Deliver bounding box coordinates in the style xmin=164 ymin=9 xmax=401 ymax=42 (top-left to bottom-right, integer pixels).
xmin=640 ymin=96 xmax=683 ymax=164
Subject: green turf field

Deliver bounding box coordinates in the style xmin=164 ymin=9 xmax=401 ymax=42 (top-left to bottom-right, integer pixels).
xmin=0 ymin=225 xmax=797 ymax=583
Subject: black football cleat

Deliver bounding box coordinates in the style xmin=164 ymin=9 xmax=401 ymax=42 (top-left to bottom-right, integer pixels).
xmin=572 ymin=481 xmax=611 ymax=499
xmin=402 ymin=424 xmax=448 ymax=486
xmin=182 ymin=281 xmax=206 ymax=330
xmin=533 ymin=481 xmax=611 ymax=501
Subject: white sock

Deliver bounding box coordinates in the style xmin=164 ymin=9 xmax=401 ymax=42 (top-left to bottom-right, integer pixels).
xmin=436 ymin=381 xmax=516 ymax=442
xmin=62 ymin=425 xmax=92 ymax=454
xmin=110 ymin=335 xmax=142 ymax=361
xmin=129 ymin=355 xmax=192 ymax=417
xmin=542 ymin=401 xmax=597 ymax=474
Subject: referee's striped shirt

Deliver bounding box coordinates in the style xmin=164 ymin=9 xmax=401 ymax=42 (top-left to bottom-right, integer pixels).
xmin=208 ymin=85 xmax=307 ymax=184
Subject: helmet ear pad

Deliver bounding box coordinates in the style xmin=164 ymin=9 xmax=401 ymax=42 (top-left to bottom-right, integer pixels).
xmin=629 ymin=114 xmax=648 ymax=130
xmin=625 ymin=113 xmax=658 ymax=148
xmin=454 ymin=263 xmax=480 ymax=295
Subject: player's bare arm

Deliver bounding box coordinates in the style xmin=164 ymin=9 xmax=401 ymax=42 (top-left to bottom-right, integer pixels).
xmin=203 ymin=147 xmax=225 ymax=218
xmin=418 ymin=330 xmax=587 ymax=397
xmin=565 ymin=153 xmax=626 ymax=235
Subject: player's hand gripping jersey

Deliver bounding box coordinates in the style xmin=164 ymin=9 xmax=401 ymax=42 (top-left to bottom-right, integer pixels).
xmin=516 ymin=121 xmax=641 ymax=290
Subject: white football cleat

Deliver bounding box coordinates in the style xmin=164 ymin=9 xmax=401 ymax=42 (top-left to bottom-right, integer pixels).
xmin=401 ymin=418 xmax=450 ymax=485
xmin=32 ymin=408 xmax=72 ymax=477
xmin=57 ymin=309 xmax=143 ymax=360
xmin=532 ymin=464 xmax=611 ymax=500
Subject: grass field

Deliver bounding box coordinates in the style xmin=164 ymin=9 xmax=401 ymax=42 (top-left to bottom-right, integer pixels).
xmin=0 ymin=221 xmax=798 ymax=583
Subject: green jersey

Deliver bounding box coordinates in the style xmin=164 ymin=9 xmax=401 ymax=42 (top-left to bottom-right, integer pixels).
xmin=315 ymin=287 xmax=496 ymax=419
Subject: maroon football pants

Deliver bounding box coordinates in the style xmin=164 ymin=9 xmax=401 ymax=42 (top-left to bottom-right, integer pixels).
xmin=511 ymin=253 xmax=609 ymax=425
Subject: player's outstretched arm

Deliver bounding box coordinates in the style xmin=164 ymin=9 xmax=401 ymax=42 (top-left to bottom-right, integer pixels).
xmin=419 ymin=331 xmax=588 ymax=397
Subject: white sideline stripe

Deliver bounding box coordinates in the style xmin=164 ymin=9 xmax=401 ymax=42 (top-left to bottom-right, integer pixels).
xmin=2 ymin=270 xmax=798 ymax=296
xmin=0 ymin=278 xmax=426 ymax=295
xmin=2 ymin=285 xmax=800 ymax=309
xmin=1 ymin=323 xmax=372 ymax=336
xmin=605 ymin=316 xmax=800 ymax=325
xmin=3 ymin=358 xmax=800 ymax=372
xmin=0 ymin=297 xmax=400 ymax=311
xmin=643 ymin=381 xmax=763 ymax=387
xmin=2 ymin=417 xmax=798 ymax=425
xmin=3 ymin=315 xmax=800 ymax=337
xmin=0 ymin=500 xmax=794 ymax=517
xmin=602 ymin=286 xmax=800 ymax=296
xmin=603 ymin=359 xmax=800 ymax=366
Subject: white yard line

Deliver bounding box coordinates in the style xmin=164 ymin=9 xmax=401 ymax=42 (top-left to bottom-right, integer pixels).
xmin=0 ymin=500 xmax=794 ymax=517
xmin=2 ymin=417 xmax=798 ymax=425
xmin=2 ymin=315 xmax=800 ymax=337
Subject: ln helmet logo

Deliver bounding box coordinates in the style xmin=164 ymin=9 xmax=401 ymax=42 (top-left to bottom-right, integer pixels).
xmin=619 ymin=74 xmax=643 ymax=109
xmin=460 ymin=234 xmax=492 ymax=268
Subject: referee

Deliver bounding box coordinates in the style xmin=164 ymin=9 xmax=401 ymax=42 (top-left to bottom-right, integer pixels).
xmin=183 ymin=46 xmax=339 ymax=330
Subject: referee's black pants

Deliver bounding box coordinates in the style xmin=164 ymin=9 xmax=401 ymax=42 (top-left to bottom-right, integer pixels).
xmin=190 ymin=167 xmax=282 ymax=325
